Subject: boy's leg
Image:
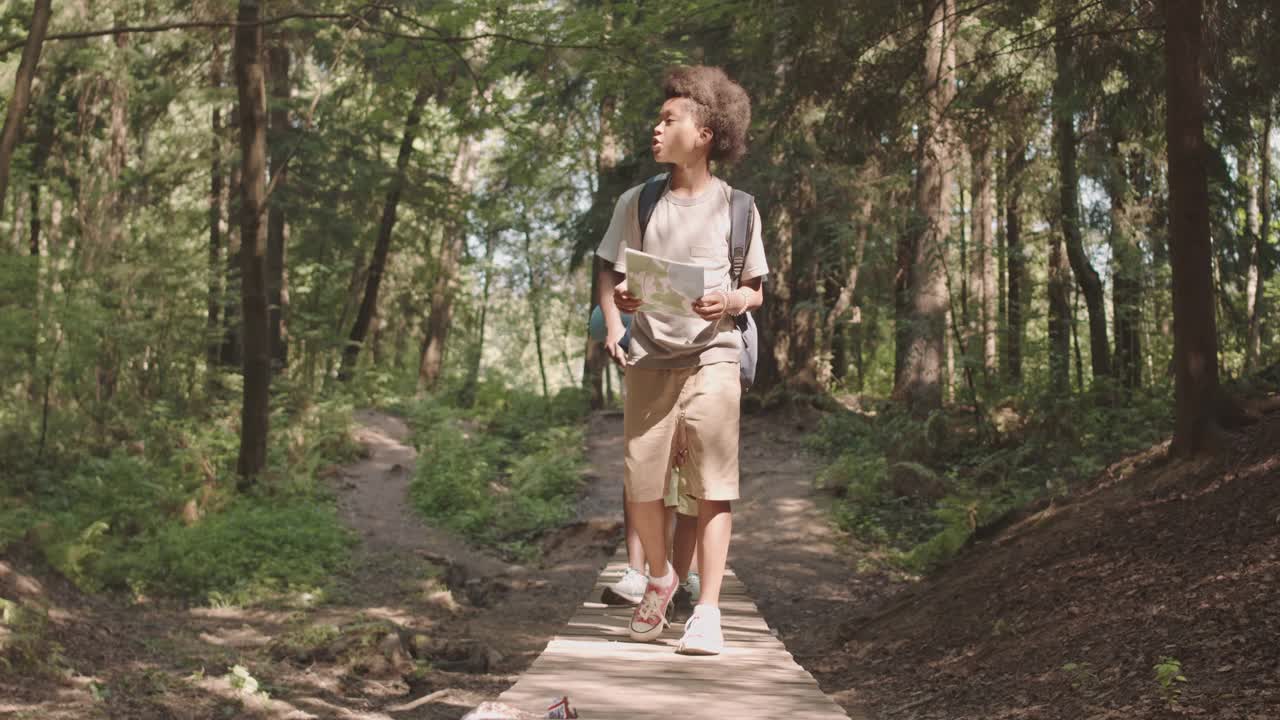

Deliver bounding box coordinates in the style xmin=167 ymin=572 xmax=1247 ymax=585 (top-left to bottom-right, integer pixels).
xmin=624 ymin=492 xmax=646 ymax=573
xmin=671 ymin=507 xmax=699 ymax=581
xmin=694 ymin=499 xmax=731 ymax=606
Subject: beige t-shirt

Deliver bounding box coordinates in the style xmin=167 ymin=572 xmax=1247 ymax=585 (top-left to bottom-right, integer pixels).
xmin=596 ymin=177 xmax=769 ymax=368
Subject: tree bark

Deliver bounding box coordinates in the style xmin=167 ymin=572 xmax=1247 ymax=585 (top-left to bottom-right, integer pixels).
xmin=1004 ymin=134 xmax=1027 ymax=383
xmin=340 ymin=83 xmax=431 ymax=380
xmin=233 ymin=0 xmax=271 ymax=483
xmin=969 ymin=137 xmax=997 ymax=376
xmin=266 ymin=42 xmax=290 ymax=371
xmin=417 ymin=138 xmax=478 ymax=393
xmin=526 ymin=229 xmax=550 ymax=398
xmin=893 ymin=0 xmax=955 ymax=416
xmin=1246 ymin=109 xmax=1270 ymax=372
xmin=1053 ymin=18 xmax=1111 ymax=383
xmin=821 ymin=181 xmax=872 ymax=381
xmin=1109 ymin=134 xmax=1144 ymax=389
xmin=461 ymin=230 xmax=497 ymax=407
xmin=207 ymin=42 xmax=225 ymax=371
xmin=220 ymin=108 xmax=243 ymax=367
xmin=0 ymin=0 xmax=52 ymax=220
xmin=583 ymin=94 xmax=618 ymax=409
xmin=1048 ymin=212 xmax=1073 ymax=394
xmin=1164 ymin=0 xmax=1223 ymax=455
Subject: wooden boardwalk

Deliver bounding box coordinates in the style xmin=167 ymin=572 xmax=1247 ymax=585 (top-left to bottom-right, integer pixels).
xmin=498 ymin=552 xmax=850 ymax=719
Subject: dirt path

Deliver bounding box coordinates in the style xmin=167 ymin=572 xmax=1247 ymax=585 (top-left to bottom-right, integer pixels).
xmin=3 ymin=407 xmax=890 ymax=720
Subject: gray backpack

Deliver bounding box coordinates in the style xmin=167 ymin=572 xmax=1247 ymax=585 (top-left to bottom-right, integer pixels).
xmin=637 ymin=174 xmax=759 ymax=390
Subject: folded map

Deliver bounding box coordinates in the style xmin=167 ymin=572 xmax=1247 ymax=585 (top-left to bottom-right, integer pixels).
xmin=624 ymin=248 xmax=706 ymax=318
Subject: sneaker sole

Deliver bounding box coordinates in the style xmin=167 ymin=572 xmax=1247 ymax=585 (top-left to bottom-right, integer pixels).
xmin=628 ymin=620 xmax=669 ymax=642
xmin=675 ymin=644 xmax=721 ymax=656
xmin=601 ymin=587 xmax=641 ymax=606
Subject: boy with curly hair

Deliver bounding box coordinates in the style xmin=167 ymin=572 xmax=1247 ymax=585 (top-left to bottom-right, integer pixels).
xmin=595 ymin=65 xmax=766 ymax=655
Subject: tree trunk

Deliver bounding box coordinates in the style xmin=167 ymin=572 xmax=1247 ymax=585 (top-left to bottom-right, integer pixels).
xmin=584 ymin=94 xmax=618 ymax=409
xmin=970 ymin=137 xmax=997 ymax=377
xmin=893 ymin=0 xmax=955 ymax=416
xmin=821 ymin=183 xmax=872 ymax=381
xmin=417 ymin=138 xmax=478 ymax=393
xmin=207 ymin=42 xmax=225 ymax=371
xmin=0 ymin=0 xmax=52 ymax=220
xmin=340 ymin=83 xmax=431 ymax=380
xmin=461 ymin=231 xmax=497 ymax=407
xmin=1246 ymin=109 xmax=1270 ymax=372
xmin=234 ymin=0 xmax=272 ymax=483
xmin=1048 ymin=215 xmax=1073 ymax=394
xmin=1164 ymin=0 xmax=1223 ymax=455
xmin=1109 ymin=134 xmax=1144 ymax=389
xmin=220 ymin=108 xmax=243 ymax=368
xmin=1004 ymin=134 xmax=1026 ymax=383
xmin=1054 ymin=18 xmax=1111 ymax=383
xmin=266 ymin=43 xmax=290 ymax=371
xmin=526 ymin=229 xmax=550 ymax=399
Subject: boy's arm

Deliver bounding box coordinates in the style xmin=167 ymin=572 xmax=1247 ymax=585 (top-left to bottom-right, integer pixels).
xmin=597 ymin=259 xmax=640 ymax=366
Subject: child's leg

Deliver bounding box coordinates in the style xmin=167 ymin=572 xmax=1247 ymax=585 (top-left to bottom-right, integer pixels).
xmin=623 ymin=490 xmax=646 ymax=573
xmin=672 ymin=509 xmax=699 ymax=581
xmin=626 ymin=497 xmax=671 ymax=580
xmin=694 ymin=500 xmax=731 ymax=606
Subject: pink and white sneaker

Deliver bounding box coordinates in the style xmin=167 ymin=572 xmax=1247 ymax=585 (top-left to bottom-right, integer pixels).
xmin=628 ymin=565 xmax=678 ymax=642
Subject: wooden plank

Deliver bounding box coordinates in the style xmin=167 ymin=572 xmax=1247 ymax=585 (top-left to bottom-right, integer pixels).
xmin=497 ymin=552 xmax=850 ymax=719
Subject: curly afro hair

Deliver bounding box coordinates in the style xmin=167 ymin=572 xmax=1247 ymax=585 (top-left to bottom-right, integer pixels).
xmin=663 ymin=65 xmax=751 ymax=165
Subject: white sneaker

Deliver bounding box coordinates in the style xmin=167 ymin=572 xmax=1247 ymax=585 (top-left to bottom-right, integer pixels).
xmin=601 ymin=567 xmax=646 ymax=606
xmin=676 ymin=604 xmax=724 ymax=655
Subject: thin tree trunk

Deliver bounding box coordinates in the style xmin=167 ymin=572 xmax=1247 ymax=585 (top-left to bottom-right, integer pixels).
xmin=1164 ymin=0 xmax=1224 ymax=455
xmin=1004 ymin=134 xmax=1026 ymax=383
xmin=266 ymin=43 xmax=290 ymax=371
xmin=1048 ymin=214 xmax=1073 ymax=394
xmin=340 ymin=83 xmax=431 ymax=380
xmin=821 ymin=185 xmax=872 ymax=380
xmin=584 ymin=94 xmax=617 ymax=409
xmin=970 ymin=137 xmax=997 ymax=376
xmin=1054 ymin=17 xmax=1111 ymax=383
xmin=894 ymin=0 xmax=955 ymax=416
xmin=220 ymin=108 xmax=243 ymax=367
xmin=0 ymin=0 xmax=52 ymax=219
xmin=233 ymin=0 xmax=271 ymax=483
xmin=526 ymin=229 xmax=550 ymax=399
xmin=1109 ymin=134 xmax=1144 ymax=389
xmin=207 ymin=42 xmax=225 ymax=371
xmin=1246 ymin=109 xmax=1270 ymax=372
xmin=418 ymin=138 xmax=478 ymax=393
xmin=461 ymin=231 xmax=497 ymax=406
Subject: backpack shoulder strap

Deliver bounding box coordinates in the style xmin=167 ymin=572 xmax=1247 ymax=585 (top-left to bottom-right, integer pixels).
xmin=729 ymin=187 xmax=754 ymax=332
xmin=636 ymin=173 xmax=669 ymax=247
xmin=729 ymin=188 xmax=754 ymax=288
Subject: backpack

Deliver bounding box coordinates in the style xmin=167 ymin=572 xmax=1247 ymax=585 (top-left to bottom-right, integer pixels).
xmin=637 ymin=173 xmax=759 ymax=390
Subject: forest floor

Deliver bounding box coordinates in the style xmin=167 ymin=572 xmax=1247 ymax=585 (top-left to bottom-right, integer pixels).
xmin=3 ymin=404 xmax=1278 ymax=719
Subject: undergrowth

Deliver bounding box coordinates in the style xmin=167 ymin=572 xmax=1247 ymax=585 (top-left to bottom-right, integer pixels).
xmin=0 ymin=390 xmax=361 ymax=606
xmin=403 ymin=378 xmax=589 ymax=561
xmin=809 ymin=383 xmax=1174 ymax=573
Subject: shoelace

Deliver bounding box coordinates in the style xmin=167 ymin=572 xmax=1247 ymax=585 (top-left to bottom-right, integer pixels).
xmin=636 ymin=590 xmax=665 ymax=623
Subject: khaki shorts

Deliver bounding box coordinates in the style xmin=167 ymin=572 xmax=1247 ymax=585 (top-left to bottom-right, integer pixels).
xmin=624 ymin=362 xmax=741 ymax=504
xmin=664 ymin=465 xmax=699 ymax=517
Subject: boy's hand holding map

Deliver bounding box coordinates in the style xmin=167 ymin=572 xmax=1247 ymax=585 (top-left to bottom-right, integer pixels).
xmin=624 ymin=248 xmax=708 ymax=318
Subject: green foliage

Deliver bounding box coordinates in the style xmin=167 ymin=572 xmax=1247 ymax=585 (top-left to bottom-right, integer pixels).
xmin=810 ymin=389 xmax=1174 ymax=572
xmin=408 ymin=382 xmax=588 ymax=556
xmin=116 ymin=500 xmax=353 ymax=605
xmin=1 ymin=397 xmax=359 ymax=604
xmin=1153 ymin=656 xmax=1188 ymax=706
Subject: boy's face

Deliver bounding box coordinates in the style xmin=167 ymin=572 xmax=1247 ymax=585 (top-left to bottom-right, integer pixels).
xmin=652 ymin=97 xmax=712 ymax=165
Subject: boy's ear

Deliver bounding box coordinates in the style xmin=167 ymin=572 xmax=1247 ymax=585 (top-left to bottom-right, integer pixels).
xmin=697 ymin=125 xmax=714 ymax=150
